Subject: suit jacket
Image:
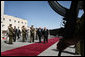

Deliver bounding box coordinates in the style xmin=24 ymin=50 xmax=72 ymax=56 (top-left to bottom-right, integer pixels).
xmin=43 ymin=29 xmax=48 ymax=37
xmin=17 ymin=29 xmax=21 ymax=35
xmin=14 ymin=29 xmax=17 ymax=35
xmin=37 ymin=29 xmax=43 ymax=37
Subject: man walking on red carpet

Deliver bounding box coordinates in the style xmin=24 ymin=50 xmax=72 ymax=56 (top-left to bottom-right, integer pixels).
xmin=43 ymin=27 xmax=48 ymax=43
xmin=37 ymin=27 xmax=43 ymax=43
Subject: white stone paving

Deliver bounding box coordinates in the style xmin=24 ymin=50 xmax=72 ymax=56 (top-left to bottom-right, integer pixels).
xmin=38 ymin=42 xmax=81 ymax=56
xmin=1 ymin=35 xmax=54 ymax=52
xmin=1 ymin=35 xmax=81 ymax=56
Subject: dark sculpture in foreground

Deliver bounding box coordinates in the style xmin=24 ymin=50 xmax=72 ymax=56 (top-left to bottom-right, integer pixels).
xmin=48 ymin=1 xmax=84 ymax=56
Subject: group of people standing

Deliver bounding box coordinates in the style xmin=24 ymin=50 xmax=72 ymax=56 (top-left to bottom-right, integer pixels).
xmin=25 ymin=25 xmax=49 ymax=43
xmin=7 ymin=24 xmax=21 ymax=44
xmin=37 ymin=27 xmax=48 ymax=43
xmin=7 ymin=24 xmax=49 ymax=44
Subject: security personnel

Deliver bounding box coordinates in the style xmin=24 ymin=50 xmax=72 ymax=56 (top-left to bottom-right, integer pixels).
xmin=8 ymin=24 xmax=14 ymax=44
xmin=22 ymin=26 xmax=26 ymax=42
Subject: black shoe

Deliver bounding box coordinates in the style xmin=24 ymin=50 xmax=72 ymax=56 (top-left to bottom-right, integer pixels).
xmin=4 ymin=41 xmax=7 ymax=43
xmin=39 ymin=42 xmax=41 ymax=43
xmin=22 ymin=41 xmax=25 ymax=42
xmin=14 ymin=41 xmax=16 ymax=42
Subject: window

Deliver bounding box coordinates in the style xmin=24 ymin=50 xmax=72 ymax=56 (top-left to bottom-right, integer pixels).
xmin=9 ymin=19 xmax=11 ymax=21
xmin=14 ymin=20 xmax=16 ymax=22
xmin=22 ymin=22 xmax=23 ymax=24
xmin=3 ymin=18 xmax=5 ymax=20
xmin=2 ymin=24 xmax=5 ymax=27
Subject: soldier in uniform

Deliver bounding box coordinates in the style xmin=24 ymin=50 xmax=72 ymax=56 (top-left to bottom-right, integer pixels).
xmin=22 ymin=26 xmax=26 ymax=42
xmin=30 ymin=25 xmax=35 ymax=42
xmin=26 ymin=26 xmax=30 ymax=42
xmin=8 ymin=24 xmax=14 ymax=44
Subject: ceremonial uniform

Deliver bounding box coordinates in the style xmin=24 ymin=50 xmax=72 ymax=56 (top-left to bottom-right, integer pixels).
xmin=22 ymin=27 xmax=26 ymax=42
xmin=30 ymin=27 xmax=35 ymax=42
xmin=8 ymin=26 xmax=14 ymax=44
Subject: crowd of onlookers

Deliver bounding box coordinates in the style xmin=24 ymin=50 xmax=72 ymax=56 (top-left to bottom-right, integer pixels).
xmin=4 ymin=24 xmax=49 ymax=44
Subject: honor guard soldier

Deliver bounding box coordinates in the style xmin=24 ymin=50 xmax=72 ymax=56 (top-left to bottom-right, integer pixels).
xmin=8 ymin=24 xmax=14 ymax=44
xmin=22 ymin=26 xmax=26 ymax=42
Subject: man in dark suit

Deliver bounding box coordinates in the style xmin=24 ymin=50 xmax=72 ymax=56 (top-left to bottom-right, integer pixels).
xmin=17 ymin=27 xmax=21 ymax=40
xmin=43 ymin=27 xmax=48 ymax=43
xmin=37 ymin=27 xmax=43 ymax=43
xmin=13 ymin=26 xmax=17 ymax=42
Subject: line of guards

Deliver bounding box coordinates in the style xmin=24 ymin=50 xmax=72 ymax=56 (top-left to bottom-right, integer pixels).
xmin=7 ymin=24 xmax=49 ymax=44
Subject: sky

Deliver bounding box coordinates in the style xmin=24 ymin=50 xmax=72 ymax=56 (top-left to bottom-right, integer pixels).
xmin=4 ymin=1 xmax=84 ymax=29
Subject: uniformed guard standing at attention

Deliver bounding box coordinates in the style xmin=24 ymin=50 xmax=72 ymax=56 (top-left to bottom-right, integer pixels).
xmin=22 ymin=26 xmax=26 ymax=42
xmin=8 ymin=24 xmax=14 ymax=44
xmin=30 ymin=25 xmax=35 ymax=43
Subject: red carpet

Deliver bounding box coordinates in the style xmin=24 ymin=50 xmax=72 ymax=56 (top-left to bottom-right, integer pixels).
xmin=1 ymin=37 xmax=59 ymax=56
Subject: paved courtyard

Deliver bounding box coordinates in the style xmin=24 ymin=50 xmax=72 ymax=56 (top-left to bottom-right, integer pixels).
xmin=1 ymin=35 xmax=81 ymax=56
